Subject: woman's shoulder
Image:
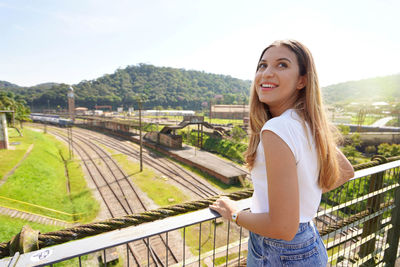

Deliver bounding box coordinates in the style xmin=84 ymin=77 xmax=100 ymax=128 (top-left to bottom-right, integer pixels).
xmin=263 ymin=109 xmax=303 ymax=130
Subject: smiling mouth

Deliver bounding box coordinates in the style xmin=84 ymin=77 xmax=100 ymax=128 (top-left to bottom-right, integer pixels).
xmin=261 ymin=83 xmax=278 ymax=90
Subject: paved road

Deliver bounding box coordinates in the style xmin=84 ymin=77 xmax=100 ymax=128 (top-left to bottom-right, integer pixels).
xmin=371 ymin=116 xmax=394 ymax=127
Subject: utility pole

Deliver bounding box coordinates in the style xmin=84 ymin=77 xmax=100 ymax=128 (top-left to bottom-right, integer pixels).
xmin=67 ymin=86 xmax=75 ymax=159
xmin=156 ymin=107 xmax=159 ymax=132
xmin=209 ymin=99 xmax=212 ymax=123
xmin=67 ymin=125 xmax=73 ymax=159
xmin=138 ymin=98 xmax=143 ymax=172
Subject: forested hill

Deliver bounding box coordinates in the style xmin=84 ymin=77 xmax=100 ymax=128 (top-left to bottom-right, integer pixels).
xmin=0 ymin=64 xmax=252 ymax=110
xmin=0 ymin=81 xmax=20 ymax=88
xmin=322 ymin=73 xmax=400 ymax=104
xmin=1 ymin=65 xmax=399 ymax=110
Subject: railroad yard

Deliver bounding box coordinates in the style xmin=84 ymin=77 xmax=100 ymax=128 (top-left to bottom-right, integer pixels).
xmin=1 ymin=120 xmax=397 ymax=266
xmin=1 ymin=123 xmax=249 ymax=266
xmin=46 ymin=124 xmax=222 ymax=265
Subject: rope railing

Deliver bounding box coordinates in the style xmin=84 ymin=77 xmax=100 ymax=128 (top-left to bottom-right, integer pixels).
xmin=0 ymin=155 xmax=399 ymax=259
xmin=0 ymin=190 xmax=253 ymax=258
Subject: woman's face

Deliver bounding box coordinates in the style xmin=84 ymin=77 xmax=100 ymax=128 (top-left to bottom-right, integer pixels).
xmin=254 ymin=45 xmax=306 ymax=116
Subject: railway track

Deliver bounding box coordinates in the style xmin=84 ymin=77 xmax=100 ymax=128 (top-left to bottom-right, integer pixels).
xmin=46 ymin=126 xmax=180 ymax=266
xmin=69 ymin=126 xmax=221 ymax=198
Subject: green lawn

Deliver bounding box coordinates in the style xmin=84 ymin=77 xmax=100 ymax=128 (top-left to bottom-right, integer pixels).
xmin=0 ymin=128 xmax=33 ymax=178
xmin=386 ymin=118 xmax=399 ymax=127
xmin=205 ymin=117 xmax=244 ymax=126
xmin=350 ymin=115 xmax=380 ymax=125
xmin=0 ymin=128 xmax=99 ymax=222
xmin=183 ymin=220 xmax=245 ymax=260
xmin=109 ymin=152 xmax=191 ymax=207
xmin=0 ymin=214 xmax=61 ymax=243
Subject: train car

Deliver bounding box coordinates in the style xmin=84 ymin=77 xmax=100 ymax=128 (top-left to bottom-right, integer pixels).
xmin=59 ymin=118 xmax=73 ymax=127
xmin=30 ymin=113 xmax=73 ymax=127
xmin=30 ymin=113 xmax=60 ymax=119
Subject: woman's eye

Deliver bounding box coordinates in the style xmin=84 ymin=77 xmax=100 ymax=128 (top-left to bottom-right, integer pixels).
xmin=257 ymin=63 xmax=267 ymax=70
xmin=278 ymin=62 xmax=288 ymax=68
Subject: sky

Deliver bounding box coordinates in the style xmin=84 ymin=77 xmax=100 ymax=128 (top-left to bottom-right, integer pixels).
xmin=0 ymin=0 xmax=399 ymax=87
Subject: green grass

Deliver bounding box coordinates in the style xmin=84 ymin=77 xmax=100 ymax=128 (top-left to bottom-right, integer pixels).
xmin=67 ymin=157 xmax=100 ymax=222
xmin=110 ymin=152 xmax=190 ymax=207
xmin=208 ymin=118 xmax=243 ymax=126
xmin=350 ymin=115 xmax=380 ymax=125
xmin=386 ymin=118 xmax=399 ymax=127
xmin=183 ymin=220 xmax=245 ymax=259
xmin=0 ymin=128 xmax=99 ymax=222
xmin=0 ymin=128 xmax=33 ymax=178
xmin=0 ymin=214 xmax=61 ymax=242
xmin=214 ymin=250 xmax=244 ymax=265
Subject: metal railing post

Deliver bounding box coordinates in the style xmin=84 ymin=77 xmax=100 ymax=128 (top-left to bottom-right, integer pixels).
xmin=358 ymin=165 xmax=385 ymax=265
xmin=384 ymin=168 xmax=400 ymax=266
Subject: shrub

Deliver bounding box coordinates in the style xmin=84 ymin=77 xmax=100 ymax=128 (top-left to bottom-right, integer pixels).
xmin=338 ymin=125 xmax=350 ymax=135
xmin=365 ymin=145 xmax=376 ymax=155
xmin=341 ymin=145 xmax=361 ymax=165
xmin=231 ymin=126 xmax=247 ymax=142
xmin=377 ymin=143 xmax=400 ymax=158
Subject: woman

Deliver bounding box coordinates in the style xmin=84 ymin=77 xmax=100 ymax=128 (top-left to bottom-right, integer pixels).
xmin=209 ymin=40 xmax=354 ymax=266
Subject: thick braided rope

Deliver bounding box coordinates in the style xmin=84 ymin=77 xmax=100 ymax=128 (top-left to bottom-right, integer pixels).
xmin=319 ymin=200 xmax=394 ymax=237
xmin=0 ymin=189 xmax=253 ymax=258
xmin=353 ymin=155 xmax=399 ymax=171
xmin=1 ymin=155 xmax=399 ymax=258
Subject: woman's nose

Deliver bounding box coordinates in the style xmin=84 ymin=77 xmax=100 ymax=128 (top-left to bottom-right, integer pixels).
xmin=261 ymin=66 xmax=274 ymax=77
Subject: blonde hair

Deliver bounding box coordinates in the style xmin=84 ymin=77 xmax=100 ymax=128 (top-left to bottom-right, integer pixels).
xmin=244 ymin=40 xmax=340 ymax=190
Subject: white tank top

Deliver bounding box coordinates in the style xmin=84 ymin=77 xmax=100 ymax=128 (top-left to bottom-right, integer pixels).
xmin=250 ymin=109 xmax=321 ymax=222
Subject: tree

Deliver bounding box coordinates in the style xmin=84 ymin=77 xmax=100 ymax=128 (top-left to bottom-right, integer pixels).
xmin=1 ymin=64 xmax=252 ymax=110
xmin=0 ymin=92 xmax=30 ymax=123
xmin=341 ymin=145 xmax=361 ymax=165
xmin=350 ymin=132 xmax=362 ymax=147
xmin=231 ymin=126 xmax=247 ymax=142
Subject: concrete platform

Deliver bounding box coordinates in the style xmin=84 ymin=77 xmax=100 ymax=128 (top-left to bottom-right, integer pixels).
xmin=163 ymin=144 xmax=249 ymax=185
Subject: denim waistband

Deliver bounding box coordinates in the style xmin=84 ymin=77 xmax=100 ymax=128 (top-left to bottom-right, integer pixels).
xmin=298 ymin=221 xmax=312 ymax=232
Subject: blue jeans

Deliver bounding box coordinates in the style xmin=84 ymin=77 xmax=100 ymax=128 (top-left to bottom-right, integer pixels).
xmin=247 ymin=222 xmax=328 ymax=266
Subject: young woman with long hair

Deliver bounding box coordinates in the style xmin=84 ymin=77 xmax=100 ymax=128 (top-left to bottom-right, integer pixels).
xmin=210 ymin=40 xmax=354 ymax=266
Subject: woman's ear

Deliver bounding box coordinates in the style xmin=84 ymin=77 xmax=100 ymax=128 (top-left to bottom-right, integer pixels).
xmin=296 ymin=75 xmax=307 ymax=90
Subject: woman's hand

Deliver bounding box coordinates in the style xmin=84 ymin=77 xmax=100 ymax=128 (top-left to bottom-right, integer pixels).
xmin=209 ymin=196 xmax=239 ymax=221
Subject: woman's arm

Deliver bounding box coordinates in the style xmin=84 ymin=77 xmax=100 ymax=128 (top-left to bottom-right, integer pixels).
xmin=322 ymin=147 xmax=355 ymax=193
xmin=210 ymin=130 xmax=300 ymax=241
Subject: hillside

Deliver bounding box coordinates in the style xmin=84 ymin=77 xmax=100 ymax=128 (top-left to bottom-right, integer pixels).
xmin=322 ymin=73 xmax=400 ymax=104
xmin=0 ymin=64 xmax=251 ymax=110
xmin=1 ymin=65 xmax=399 ymax=110
xmin=0 ymin=81 xmax=20 ymax=88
